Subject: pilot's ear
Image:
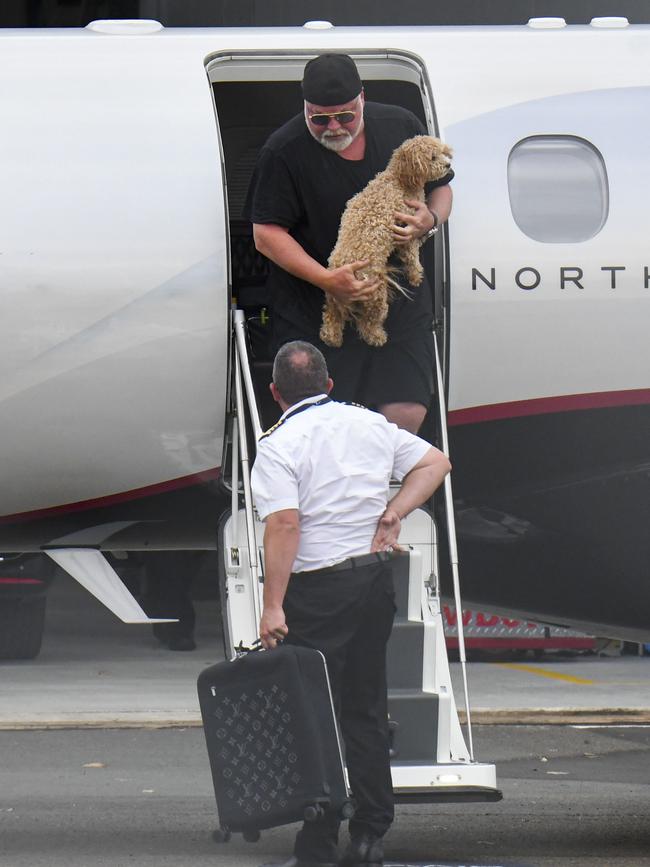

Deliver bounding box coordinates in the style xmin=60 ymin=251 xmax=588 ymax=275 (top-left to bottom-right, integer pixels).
xmin=270 ymin=382 xmax=282 ymax=404
xmin=326 ymin=377 xmax=334 ymax=394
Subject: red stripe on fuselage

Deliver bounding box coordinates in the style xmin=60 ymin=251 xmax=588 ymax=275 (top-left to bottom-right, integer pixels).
xmin=0 ymin=577 xmax=44 ymax=585
xmin=0 ymin=468 xmax=221 ymax=525
xmin=448 ymin=388 xmax=650 ymax=427
xmin=1 ymin=389 xmax=648 ymax=523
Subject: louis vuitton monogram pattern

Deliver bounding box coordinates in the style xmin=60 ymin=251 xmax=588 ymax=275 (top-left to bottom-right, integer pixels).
xmin=209 ymin=681 xmax=306 ymax=819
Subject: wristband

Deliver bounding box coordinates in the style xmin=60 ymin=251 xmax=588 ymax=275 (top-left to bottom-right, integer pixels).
xmin=419 ymin=208 xmax=440 ymax=244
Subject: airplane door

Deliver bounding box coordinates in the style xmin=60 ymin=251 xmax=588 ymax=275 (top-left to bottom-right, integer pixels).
xmin=206 ymin=51 xmax=449 ymax=427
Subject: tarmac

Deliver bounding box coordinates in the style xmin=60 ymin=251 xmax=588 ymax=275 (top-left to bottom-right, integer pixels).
xmin=1 ymin=572 xmax=649 ymax=730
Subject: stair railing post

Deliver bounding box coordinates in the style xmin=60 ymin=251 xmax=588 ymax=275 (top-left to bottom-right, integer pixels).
xmin=233 ymin=308 xmax=263 ymax=443
xmin=233 ymin=327 xmax=263 ymax=625
xmin=432 ymin=331 xmax=474 ymax=762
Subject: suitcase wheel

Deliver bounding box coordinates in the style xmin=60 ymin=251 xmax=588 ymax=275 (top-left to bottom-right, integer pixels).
xmin=304 ymin=803 xmax=325 ymax=822
xmin=340 ymin=800 xmax=355 ymax=820
xmin=243 ymin=830 xmax=261 ymax=843
xmin=212 ymin=828 xmax=232 ymax=844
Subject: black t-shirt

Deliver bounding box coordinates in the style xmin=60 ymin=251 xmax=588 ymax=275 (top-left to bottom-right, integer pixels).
xmin=243 ymin=102 xmax=454 ymax=342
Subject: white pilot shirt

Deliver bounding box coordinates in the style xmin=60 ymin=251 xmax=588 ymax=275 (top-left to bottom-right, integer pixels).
xmin=251 ymin=394 xmax=431 ymax=573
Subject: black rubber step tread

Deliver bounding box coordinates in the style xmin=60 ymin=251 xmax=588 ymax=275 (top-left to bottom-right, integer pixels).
xmin=388 ymin=691 xmax=439 ymax=763
xmin=390 ymin=553 xmax=412 ymax=619
xmin=386 ymin=620 xmax=424 ymax=690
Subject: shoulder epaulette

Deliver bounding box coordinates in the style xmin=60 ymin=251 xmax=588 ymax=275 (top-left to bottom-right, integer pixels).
xmin=259 ymin=396 xmax=332 ymax=440
xmin=343 ymin=401 xmax=368 ymax=410
xmin=259 ymin=418 xmax=285 ymax=440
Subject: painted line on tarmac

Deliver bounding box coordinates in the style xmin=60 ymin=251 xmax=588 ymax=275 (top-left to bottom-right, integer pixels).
xmin=3 ymin=709 xmax=650 ymax=730
xmin=0 ymin=716 xmax=204 ymax=731
xmin=459 ymin=708 xmax=650 ymax=725
xmin=386 ymin=862 xmax=529 ymax=866
xmin=572 ymin=723 xmax=650 ymax=729
xmin=493 ymin=662 xmax=595 ymax=685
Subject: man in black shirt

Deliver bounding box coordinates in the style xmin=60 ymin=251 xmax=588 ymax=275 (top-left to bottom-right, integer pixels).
xmin=245 ymin=54 xmax=454 ymax=433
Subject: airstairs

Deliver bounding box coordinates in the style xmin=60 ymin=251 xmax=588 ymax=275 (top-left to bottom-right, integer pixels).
xmin=219 ymin=309 xmax=501 ymax=802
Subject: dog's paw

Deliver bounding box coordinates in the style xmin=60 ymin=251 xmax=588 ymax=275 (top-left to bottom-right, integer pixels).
xmin=358 ymin=327 xmax=388 ymax=347
xmin=320 ymin=323 xmax=344 ymax=348
xmin=406 ymin=265 xmax=424 ymax=286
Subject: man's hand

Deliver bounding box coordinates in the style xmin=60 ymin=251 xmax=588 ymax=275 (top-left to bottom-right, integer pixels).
xmin=322 ymin=259 xmax=381 ymax=302
xmin=259 ymin=604 xmax=289 ymax=650
xmin=371 ymin=506 xmax=402 ymax=552
xmin=258 ymin=510 xmax=298 ymax=649
xmin=393 ymin=199 xmax=435 ymax=245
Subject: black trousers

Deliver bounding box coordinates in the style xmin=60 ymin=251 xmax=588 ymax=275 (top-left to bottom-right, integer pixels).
xmin=140 ymin=551 xmax=198 ymax=642
xmin=282 ymin=560 xmax=396 ymax=863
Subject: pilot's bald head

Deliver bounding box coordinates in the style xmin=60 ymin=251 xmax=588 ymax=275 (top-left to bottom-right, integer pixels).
xmin=272 ymin=341 xmax=329 ymax=406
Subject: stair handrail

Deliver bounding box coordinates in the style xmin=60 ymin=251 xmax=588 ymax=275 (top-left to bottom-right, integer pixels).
xmin=432 ymin=330 xmax=474 ymax=762
xmin=233 ymin=308 xmax=263 ymax=443
xmin=231 ymin=309 xmax=264 ymax=626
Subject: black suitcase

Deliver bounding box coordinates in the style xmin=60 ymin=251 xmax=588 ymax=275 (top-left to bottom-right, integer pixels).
xmin=197 ymin=643 xmax=354 ymax=841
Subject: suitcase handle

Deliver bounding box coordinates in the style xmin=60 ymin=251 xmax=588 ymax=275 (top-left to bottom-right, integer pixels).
xmin=234 ymin=637 xmax=287 ymax=657
xmin=234 ymin=638 xmax=264 ymax=656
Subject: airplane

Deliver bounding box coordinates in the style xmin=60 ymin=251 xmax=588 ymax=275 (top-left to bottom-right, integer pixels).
xmin=2 ymin=12 xmax=650 ymax=817
xmin=0 ymin=17 xmax=648 ymax=649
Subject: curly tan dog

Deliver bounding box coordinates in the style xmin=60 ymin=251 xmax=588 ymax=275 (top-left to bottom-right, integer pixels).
xmin=321 ymin=135 xmax=453 ymax=347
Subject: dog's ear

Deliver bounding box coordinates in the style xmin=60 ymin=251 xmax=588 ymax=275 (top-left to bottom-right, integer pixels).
xmin=432 ymin=141 xmax=453 ymax=177
xmin=441 ymin=142 xmax=454 ymax=161
xmin=390 ymin=135 xmax=453 ymax=188
xmin=390 ymin=135 xmax=433 ymax=190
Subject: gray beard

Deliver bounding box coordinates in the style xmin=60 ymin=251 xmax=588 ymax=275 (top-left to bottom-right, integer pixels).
xmin=318 ymin=131 xmax=353 ymax=152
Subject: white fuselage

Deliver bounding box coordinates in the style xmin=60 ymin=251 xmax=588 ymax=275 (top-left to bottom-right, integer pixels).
xmin=0 ymin=22 xmax=648 ymax=520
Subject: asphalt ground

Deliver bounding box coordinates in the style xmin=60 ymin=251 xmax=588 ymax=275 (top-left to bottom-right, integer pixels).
xmin=2 ymin=573 xmax=650 ymax=866
xmin=1 ymin=725 xmax=649 ymax=867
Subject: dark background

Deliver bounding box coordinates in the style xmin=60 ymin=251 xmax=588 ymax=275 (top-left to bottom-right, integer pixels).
xmin=2 ymin=0 xmax=649 ymax=27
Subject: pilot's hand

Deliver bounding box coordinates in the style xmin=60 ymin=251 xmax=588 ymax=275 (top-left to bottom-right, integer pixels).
xmin=371 ymin=506 xmax=403 ymax=553
xmin=393 ymin=199 xmax=435 ymax=245
xmin=323 ymin=260 xmax=380 ymax=302
xmin=259 ymin=605 xmax=288 ymax=650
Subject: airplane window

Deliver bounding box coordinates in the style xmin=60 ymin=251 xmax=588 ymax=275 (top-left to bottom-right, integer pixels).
xmin=507 ymin=135 xmax=609 ymax=242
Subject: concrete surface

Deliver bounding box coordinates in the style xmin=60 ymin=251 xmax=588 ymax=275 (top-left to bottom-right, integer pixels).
xmin=1 ymin=573 xmax=649 ymax=728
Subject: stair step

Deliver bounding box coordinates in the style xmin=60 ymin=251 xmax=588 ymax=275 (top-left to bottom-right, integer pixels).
xmin=388 ymin=689 xmax=439 ymax=763
xmin=391 ymin=553 xmax=411 ymax=619
xmin=386 ymin=620 xmax=424 ymax=689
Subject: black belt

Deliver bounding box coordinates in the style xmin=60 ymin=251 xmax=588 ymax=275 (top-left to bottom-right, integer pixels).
xmin=296 ymin=551 xmax=398 ymax=577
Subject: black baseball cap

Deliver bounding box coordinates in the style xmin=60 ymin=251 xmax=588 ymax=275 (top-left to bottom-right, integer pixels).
xmin=301 ymin=54 xmax=363 ymax=106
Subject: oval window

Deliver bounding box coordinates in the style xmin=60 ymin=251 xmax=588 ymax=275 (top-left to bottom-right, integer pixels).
xmin=508 ymin=135 xmax=609 ymax=242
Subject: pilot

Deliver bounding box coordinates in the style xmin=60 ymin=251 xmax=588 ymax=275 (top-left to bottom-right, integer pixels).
xmin=251 ymin=340 xmax=451 ymax=867
xmin=245 ymin=53 xmax=454 ymax=434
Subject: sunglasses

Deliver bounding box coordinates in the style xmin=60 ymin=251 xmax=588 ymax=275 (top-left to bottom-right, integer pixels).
xmin=308 ymin=110 xmax=357 ymax=127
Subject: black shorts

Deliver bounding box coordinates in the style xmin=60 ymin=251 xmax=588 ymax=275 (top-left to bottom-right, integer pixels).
xmin=317 ymin=327 xmax=435 ymax=409
xmin=273 ymin=302 xmax=435 ymax=409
